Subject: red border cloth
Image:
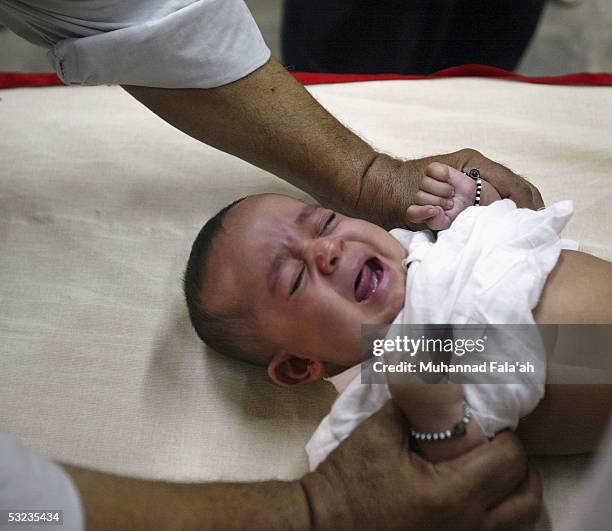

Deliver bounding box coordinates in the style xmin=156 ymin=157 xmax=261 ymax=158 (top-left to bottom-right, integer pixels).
xmin=291 ymin=64 xmax=612 ymax=86
xmin=0 ymin=72 xmax=64 ymax=89
xmin=1 ymin=64 xmax=612 ymax=89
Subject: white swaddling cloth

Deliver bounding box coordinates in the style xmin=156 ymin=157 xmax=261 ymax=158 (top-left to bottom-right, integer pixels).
xmin=306 ymin=200 xmax=576 ymax=471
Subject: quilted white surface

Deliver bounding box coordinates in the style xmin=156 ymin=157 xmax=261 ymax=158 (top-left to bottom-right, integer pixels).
xmin=1 ymin=79 xmax=610 ymax=528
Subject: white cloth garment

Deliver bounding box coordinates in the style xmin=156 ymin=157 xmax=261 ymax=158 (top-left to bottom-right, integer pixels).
xmin=0 ymin=0 xmax=270 ymax=88
xmin=306 ymin=200 xmax=576 ymax=471
xmin=0 ymin=431 xmax=83 ymax=531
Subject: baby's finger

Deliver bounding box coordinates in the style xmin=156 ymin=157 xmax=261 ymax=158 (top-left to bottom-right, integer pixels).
xmin=426 ymin=162 xmax=452 ymax=182
xmin=420 ymin=176 xmax=454 ymax=198
xmin=406 ymin=204 xmax=437 ymax=224
xmin=426 ymin=206 xmax=450 ymax=231
xmin=415 ymin=190 xmax=454 ymax=210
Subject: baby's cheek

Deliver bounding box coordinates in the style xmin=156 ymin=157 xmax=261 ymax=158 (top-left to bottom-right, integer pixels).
xmin=301 ymin=300 xmax=338 ymax=336
xmin=320 ymin=302 xmax=358 ymax=341
xmin=391 ymin=287 xmax=405 ymax=319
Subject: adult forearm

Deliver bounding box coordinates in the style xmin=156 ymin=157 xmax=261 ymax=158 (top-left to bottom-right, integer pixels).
xmin=123 ymin=57 xmax=376 ymax=214
xmin=64 ymin=465 xmax=310 ymax=531
xmin=123 ymin=57 xmax=543 ymax=228
xmin=62 ymin=402 xmax=541 ymax=531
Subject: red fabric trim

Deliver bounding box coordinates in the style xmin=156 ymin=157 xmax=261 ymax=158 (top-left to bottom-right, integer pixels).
xmin=1 ymin=65 xmax=611 ymax=89
xmin=0 ymin=72 xmax=64 ymax=89
xmin=291 ymin=64 xmax=612 ymax=86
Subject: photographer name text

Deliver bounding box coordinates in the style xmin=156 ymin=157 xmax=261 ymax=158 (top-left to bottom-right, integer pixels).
xmin=372 ymin=360 xmax=535 ymax=374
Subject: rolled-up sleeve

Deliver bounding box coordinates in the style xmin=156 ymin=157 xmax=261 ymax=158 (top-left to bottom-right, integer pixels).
xmin=1 ymin=0 xmax=271 ymax=88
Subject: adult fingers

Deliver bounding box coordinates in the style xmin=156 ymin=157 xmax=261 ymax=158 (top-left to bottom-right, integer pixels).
xmin=494 ymin=169 xmax=543 ymax=210
xmin=456 ymin=148 xmax=539 ymax=210
xmin=483 ymin=465 xmax=543 ymax=531
xmin=437 ymin=431 xmax=528 ymax=509
xmin=477 ymin=159 xmax=542 ymax=210
xmin=528 ymin=183 xmax=545 ymax=209
xmin=504 ymin=177 xmax=542 ymax=210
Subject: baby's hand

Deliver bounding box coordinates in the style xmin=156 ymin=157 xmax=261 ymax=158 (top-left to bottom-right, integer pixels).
xmin=407 ymin=162 xmax=502 ymax=230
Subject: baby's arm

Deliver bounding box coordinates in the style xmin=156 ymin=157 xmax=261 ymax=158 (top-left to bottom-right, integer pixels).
xmin=407 ymin=162 xmax=502 ymax=230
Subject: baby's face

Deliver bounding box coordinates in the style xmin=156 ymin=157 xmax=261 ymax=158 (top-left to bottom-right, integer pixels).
xmin=204 ymin=194 xmax=407 ymax=367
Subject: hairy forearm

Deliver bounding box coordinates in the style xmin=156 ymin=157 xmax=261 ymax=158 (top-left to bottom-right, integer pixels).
xmin=63 ymin=465 xmax=310 ymax=531
xmin=123 ymin=58 xmax=543 ymax=228
xmin=62 ymin=404 xmax=541 ymax=531
xmin=123 ymin=57 xmax=376 ymax=214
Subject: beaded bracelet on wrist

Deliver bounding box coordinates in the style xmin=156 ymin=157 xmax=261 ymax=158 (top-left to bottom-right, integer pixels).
xmin=465 ymin=168 xmax=482 ymax=206
xmin=410 ymin=403 xmax=472 ymax=442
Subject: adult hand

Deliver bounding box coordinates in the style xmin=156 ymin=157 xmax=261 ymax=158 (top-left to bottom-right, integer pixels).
xmin=61 ymin=401 xmax=539 ymax=530
xmin=353 ymin=149 xmax=544 ymax=230
xmin=303 ymin=402 xmax=542 ymax=530
xmin=454 ymin=148 xmax=544 ymax=210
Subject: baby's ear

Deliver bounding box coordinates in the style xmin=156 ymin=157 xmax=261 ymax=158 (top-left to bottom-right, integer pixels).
xmin=267 ymin=352 xmax=325 ymax=387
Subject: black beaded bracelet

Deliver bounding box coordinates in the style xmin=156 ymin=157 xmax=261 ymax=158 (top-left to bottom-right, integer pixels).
xmin=410 ymin=403 xmax=472 ymax=442
xmin=465 ymin=168 xmax=482 ymax=206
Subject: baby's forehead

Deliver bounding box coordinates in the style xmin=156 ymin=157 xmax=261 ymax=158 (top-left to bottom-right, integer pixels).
xmin=224 ymin=194 xmax=313 ymax=229
xmin=220 ymin=194 xmax=317 ymax=241
xmin=208 ymin=194 xmax=313 ymax=286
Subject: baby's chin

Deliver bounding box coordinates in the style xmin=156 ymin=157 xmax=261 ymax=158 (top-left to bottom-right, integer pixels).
xmin=374 ymin=270 xmax=406 ymax=324
xmin=319 ymin=276 xmax=406 ymax=371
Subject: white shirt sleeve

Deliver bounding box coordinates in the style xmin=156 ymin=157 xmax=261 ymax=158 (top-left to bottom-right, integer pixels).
xmin=0 ymin=0 xmax=271 ymax=88
xmin=0 ymin=431 xmax=84 ymax=531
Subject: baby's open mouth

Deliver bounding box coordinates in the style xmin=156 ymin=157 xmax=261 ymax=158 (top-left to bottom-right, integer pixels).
xmin=354 ymin=258 xmax=383 ymax=302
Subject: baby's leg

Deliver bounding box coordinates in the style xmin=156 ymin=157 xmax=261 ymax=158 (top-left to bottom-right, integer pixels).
xmin=407 ymin=163 xmax=502 ymax=230
xmin=518 ymin=251 xmax=612 ymax=454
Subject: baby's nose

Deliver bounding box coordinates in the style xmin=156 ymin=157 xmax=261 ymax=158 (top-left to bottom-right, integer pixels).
xmin=314 ymin=238 xmax=342 ymax=274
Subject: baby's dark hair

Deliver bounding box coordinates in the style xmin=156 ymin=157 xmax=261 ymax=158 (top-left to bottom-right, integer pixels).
xmin=183 ymin=197 xmax=270 ymax=366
